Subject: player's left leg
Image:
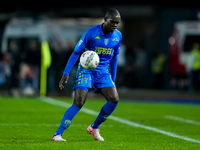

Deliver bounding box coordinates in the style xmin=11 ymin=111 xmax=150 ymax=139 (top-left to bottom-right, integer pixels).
xmin=91 ymin=87 xmax=119 ymax=128
xmin=87 ymin=87 xmax=119 ymax=141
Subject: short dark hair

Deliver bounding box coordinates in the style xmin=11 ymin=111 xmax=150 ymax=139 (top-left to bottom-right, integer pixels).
xmin=104 ymin=8 xmax=120 ymax=20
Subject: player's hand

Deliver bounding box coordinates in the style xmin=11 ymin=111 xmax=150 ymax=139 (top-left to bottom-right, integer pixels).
xmin=59 ymin=75 xmax=69 ymax=90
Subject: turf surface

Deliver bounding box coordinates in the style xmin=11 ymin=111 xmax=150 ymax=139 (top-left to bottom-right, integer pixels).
xmin=0 ymin=97 xmax=200 ymax=149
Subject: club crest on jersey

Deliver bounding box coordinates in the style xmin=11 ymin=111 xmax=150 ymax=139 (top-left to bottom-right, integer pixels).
xmin=104 ymin=39 xmax=109 ymax=45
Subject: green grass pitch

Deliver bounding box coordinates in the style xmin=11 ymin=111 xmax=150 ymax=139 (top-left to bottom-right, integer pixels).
xmin=0 ymin=97 xmax=200 ymax=150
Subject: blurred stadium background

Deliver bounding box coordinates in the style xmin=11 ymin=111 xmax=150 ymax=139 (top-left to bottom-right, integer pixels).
xmin=0 ymin=1 xmax=200 ymax=101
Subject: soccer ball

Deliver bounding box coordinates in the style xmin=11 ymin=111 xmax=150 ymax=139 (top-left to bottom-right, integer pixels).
xmin=80 ymin=51 xmax=99 ymax=70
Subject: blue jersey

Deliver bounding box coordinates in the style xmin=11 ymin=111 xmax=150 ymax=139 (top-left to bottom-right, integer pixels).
xmin=74 ymin=24 xmax=122 ymax=71
xmin=63 ymin=23 xmax=122 ymax=82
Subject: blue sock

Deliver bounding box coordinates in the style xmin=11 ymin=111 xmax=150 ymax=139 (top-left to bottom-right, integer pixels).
xmin=91 ymin=101 xmax=118 ymax=129
xmin=54 ymin=104 xmax=80 ymax=136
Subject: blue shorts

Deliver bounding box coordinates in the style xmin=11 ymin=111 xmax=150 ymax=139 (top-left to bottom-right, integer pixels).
xmin=73 ymin=68 xmax=115 ymax=92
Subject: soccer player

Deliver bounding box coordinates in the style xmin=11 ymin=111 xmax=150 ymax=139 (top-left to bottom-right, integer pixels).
xmin=51 ymin=9 xmax=122 ymax=141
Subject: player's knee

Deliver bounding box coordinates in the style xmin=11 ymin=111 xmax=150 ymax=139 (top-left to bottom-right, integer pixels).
xmin=74 ymin=100 xmax=84 ymax=109
xmin=74 ymin=89 xmax=87 ymax=109
xmin=74 ymin=91 xmax=87 ymax=109
xmin=107 ymin=93 xmax=119 ymax=104
xmin=74 ymin=96 xmax=85 ymax=109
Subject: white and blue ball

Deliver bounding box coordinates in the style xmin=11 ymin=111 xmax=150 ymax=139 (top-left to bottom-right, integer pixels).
xmin=80 ymin=51 xmax=99 ymax=70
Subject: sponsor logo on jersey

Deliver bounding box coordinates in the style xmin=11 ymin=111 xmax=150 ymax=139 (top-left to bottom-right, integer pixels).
xmin=94 ymin=46 xmax=112 ymax=55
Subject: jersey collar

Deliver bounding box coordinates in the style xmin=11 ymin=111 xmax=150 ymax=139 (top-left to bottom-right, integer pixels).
xmin=100 ymin=23 xmax=114 ymax=38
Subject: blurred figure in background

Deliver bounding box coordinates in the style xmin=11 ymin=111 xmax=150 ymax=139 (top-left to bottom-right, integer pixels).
xmin=133 ymin=44 xmax=147 ymax=88
xmin=25 ymin=40 xmax=41 ymax=93
xmin=19 ymin=63 xmax=36 ymax=96
xmin=151 ymin=50 xmax=165 ymax=89
xmin=124 ymin=45 xmax=135 ymax=88
xmin=186 ymin=43 xmax=200 ymax=91
xmin=124 ymin=44 xmax=147 ymax=88
xmin=0 ymin=52 xmax=6 ymax=94
xmin=0 ymin=52 xmax=12 ymax=95
xmin=9 ymin=41 xmax=22 ymax=95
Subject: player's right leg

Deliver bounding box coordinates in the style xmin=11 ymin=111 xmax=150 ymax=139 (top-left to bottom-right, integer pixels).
xmin=51 ymin=89 xmax=88 ymax=141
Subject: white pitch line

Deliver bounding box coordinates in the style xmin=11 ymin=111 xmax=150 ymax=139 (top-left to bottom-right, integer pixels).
xmin=40 ymin=97 xmax=200 ymax=144
xmin=165 ymin=115 xmax=200 ymax=126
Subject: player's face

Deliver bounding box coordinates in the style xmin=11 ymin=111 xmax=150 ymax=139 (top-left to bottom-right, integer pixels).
xmin=105 ymin=16 xmax=121 ymax=32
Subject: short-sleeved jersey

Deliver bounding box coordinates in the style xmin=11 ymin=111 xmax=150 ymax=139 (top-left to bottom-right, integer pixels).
xmin=74 ymin=23 xmax=122 ymax=71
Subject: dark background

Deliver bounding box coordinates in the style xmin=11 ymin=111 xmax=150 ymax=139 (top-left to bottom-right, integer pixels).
xmin=0 ymin=1 xmax=200 ymax=97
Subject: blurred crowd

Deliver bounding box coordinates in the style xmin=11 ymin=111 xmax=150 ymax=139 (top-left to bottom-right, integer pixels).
xmin=0 ymin=39 xmax=79 ymax=96
xmin=0 ymin=38 xmax=199 ymax=96
xmin=118 ymin=43 xmax=165 ymax=90
xmin=0 ymin=40 xmax=41 ymax=96
xmin=0 ymin=38 xmax=167 ymax=96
